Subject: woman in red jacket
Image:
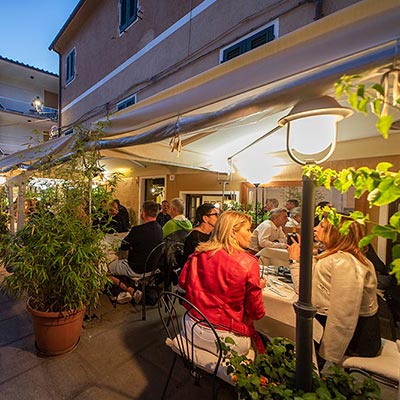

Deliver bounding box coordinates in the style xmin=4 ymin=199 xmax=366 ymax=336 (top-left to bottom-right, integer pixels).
xmin=178 ymin=211 xmax=266 ymax=355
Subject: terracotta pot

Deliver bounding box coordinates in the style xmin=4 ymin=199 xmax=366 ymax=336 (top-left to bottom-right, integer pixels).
xmin=27 ymin=299 xmax=84 ymax=357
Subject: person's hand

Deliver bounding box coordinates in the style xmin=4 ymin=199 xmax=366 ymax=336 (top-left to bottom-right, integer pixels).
xmin=260 ymin=277 xmax=267 ymax=289
xmin=287 ymin=234 xmax=301 ymax=264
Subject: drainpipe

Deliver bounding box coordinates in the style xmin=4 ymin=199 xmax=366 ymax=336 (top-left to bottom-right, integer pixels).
xmin=53 ymin=49 xmax=63 ymax=137
xmin=314 ymin=0 xmax=324 ymax=20
xmin=306 ymin=0 xmax=324 ymax=20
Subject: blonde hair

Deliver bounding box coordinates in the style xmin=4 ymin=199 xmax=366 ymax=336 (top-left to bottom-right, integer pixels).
xmin=197 ymin=211 xmax=252 ymax=255
xmin=317 ymin=217 xmax=369 ymax=265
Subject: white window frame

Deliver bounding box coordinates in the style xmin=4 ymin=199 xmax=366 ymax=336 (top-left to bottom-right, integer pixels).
xmin=219 ymin=19 xmax=279 ymax=63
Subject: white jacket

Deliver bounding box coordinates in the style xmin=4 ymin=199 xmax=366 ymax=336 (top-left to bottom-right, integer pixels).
xmin=290 ymin=251 xmax=378 ymax=363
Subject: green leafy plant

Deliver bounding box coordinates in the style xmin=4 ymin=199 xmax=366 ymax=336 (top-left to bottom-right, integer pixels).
xmin=304 ymin=161 xmax=400 ymax=283
xmin=1 ymin=130 xmax=119 ymax=312
xmin=335 ymin=68 xmax=400 ymax=138
xmin=302 ymin=69 xmax=400 ymax=283
xmin=221 ymin=337 xmax=380 ymax=400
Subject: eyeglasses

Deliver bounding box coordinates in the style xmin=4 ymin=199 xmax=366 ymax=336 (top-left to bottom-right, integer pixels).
xmin=207 ymin=213 xmax=219 ymax=217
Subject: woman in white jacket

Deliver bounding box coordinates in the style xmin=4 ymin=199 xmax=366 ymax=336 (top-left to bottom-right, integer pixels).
xmin=289 ymin=217 xmax=381 ymax=366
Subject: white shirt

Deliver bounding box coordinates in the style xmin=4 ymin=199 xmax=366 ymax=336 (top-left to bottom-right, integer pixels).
xmin=249 ymin=219 xmax=287 ymax=252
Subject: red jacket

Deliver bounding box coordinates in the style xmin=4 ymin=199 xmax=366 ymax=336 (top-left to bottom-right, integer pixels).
xmin=178 ymin=249 xmax=265 ymax=337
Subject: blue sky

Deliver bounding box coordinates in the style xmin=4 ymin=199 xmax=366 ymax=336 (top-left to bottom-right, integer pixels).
xmin=0 ymin=1 xmax=80 ymax=74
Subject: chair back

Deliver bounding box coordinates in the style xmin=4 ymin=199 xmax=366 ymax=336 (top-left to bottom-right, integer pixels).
xmin=143 ymin=241 xmax=166 ymax=276
xmin=158 ymin=291 xmax=223 ymax=377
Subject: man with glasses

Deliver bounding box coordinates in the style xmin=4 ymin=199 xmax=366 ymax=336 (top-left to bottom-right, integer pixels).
xmin=179 ymin=203 xmax=219 ymax=268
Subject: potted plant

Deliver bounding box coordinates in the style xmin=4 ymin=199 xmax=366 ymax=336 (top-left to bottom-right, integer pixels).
xmin=221 ymin=337 xmax=381 ymax=399
xmin=0 ymin=135 xmax=117 ymax=356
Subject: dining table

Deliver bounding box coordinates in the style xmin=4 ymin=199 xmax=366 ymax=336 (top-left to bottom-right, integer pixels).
xmin=101 ymin=232 xmax=128 ymax=263
xmin=254 ymin=270 xmax=324 ymax=344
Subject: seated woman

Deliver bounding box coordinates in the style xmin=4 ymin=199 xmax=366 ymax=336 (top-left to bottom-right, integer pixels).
xmin=288 ymin=217 xmax=381 ymax=366
xmin=178 ymin=211 xmax=266 ymax=355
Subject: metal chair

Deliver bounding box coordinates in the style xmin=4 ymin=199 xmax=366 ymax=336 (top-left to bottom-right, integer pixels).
xmin=140 ymin=241 xmax=166 ymax=320
xmin=109 ymin=241 xmax=165 ymax=321
xmin=158 ymin=292 xmax=229 ymax=400
xmin=341 ymin=338 xmax=400 ymax=389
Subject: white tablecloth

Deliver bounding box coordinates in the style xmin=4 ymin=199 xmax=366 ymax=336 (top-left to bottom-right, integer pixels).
xmin=254 ymin=276 xmax=323 ymax=344
xmin=256 ymin=247 xmax=290 ymax=267
xmin=101 ymin=232 xmax=127 ymax=263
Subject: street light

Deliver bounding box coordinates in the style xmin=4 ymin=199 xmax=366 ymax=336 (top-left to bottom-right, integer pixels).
xmin=278 ymin=96 xmax=352 ymax=392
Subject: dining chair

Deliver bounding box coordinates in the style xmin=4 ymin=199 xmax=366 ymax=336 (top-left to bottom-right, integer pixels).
xmin=109 ymin=241 xmax=166 ymax=321
xmin=139 ymin=241 xmax=166 ymax=320
xmin=341 ymin=338 xmax=400 ymax=390
xmin=158 ymin=291 xmax=233 ymax=400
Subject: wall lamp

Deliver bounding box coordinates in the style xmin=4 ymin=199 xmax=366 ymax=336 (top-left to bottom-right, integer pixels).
xmin=31 ymin=96 xmax=44 ymax=113
xmin=278 ymin=95 xmax=352 ymax=392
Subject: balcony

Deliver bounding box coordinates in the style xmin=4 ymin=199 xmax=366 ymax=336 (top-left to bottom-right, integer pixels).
xmin=0 ymin=96 xmax=58 ymax=121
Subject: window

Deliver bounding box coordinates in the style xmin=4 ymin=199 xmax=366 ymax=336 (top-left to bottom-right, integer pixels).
xmin=66 ymin=48 xmax=76 ymax=84
xmin=120 ymin=0 xmax=138 ymax=32
xmin=117 ymin=94 xmax=136 ymax=111
xmin=64 ymin=128 xmax=74 ymax=136
xmin=221 ymin=23 xmax=276 ymax=63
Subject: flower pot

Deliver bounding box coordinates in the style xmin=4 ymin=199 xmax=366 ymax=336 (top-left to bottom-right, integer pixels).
xmin=27 ymin=299 xmax=84 ymax=357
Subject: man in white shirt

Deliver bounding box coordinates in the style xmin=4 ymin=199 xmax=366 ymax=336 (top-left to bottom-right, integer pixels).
xmin=249 ymin=208 xmax=288 ymax=252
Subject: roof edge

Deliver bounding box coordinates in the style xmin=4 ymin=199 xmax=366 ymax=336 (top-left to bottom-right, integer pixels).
xmin=49 ymin=0 xmax=86 ymax=51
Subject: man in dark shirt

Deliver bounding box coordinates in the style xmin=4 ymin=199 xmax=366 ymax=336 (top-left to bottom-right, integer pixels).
xmin=156 ymin=200 xmax=171 ymax=227
xmin=108 ymin=200 xmax=163 ymax=283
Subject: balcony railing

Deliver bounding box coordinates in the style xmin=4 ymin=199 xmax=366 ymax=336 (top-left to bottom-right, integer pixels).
xmin=0 ymin=96 xmax=58 ymax=121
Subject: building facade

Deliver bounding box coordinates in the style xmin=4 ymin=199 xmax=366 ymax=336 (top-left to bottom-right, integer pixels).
xmin=49 ymin=0 xmax=384 ymax=218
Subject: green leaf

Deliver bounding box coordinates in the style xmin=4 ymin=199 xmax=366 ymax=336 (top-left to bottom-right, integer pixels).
xmin=348 ymin=92 xmax=358 ymax=109
xmin=371 ymin=83 xmax=385 ymax=97
xmin=376 ymin=162 xmax=393 ymax=173
xmin=376 ymin=114 xmax=393 ymax=139
xmin=359 ymin=235 xmax=375 ymax=248
xmin=225 ymin=337 xmax=236 ymax=345
xmin=389 ymin=212 xmax=400 ymax=230
xmin=371 ymin=225 xmax=397 ymax=240
xmin=371 ymin=98 xmax=382 ymax=115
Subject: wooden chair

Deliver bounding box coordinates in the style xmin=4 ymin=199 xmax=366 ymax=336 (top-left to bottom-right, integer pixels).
xmin=341 ymin=338 xmax=400 ymax=389
xmin=158 ymin=292 xmax=232 ymax=400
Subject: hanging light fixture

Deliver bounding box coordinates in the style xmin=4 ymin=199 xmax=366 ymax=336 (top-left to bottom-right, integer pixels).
xmin=279 ymin=95 xmax=353 ymax=165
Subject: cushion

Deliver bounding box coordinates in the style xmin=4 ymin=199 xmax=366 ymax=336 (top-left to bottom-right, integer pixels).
xmin=341 ymin=339 xmax=400 ymax=383
xmin=165 ymin=335 xmax=255 ymax=385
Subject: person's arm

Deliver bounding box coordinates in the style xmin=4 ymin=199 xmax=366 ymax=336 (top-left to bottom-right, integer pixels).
xmin=258 ymin=223 xmax=287 ymax=249
xmin=244 ymin=260 xmax=266 ymax=321
xmin=317 ymin=255 xmax=364 ymax=363
xmin=287 ymin=240 xmax=301 ymax=292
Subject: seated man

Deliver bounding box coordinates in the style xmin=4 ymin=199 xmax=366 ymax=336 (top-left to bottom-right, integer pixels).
xmin=108 ymin=200 xmax=163 ymax=303
xmin=162 ymin=198 xmax=192 ymax=241
xmin=249 ymin=207 xmax=288 ymax=253
xmin=162 ymin=198 xmax=192 ymax=286
xmin=156 ymin=200 xmax=172 ymax=227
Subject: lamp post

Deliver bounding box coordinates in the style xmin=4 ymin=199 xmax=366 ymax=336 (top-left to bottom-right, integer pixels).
xmin=278 ymin=96 xmax=352 ymax=392
xmin=254 ymin=182 xmax=260 ymax=225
